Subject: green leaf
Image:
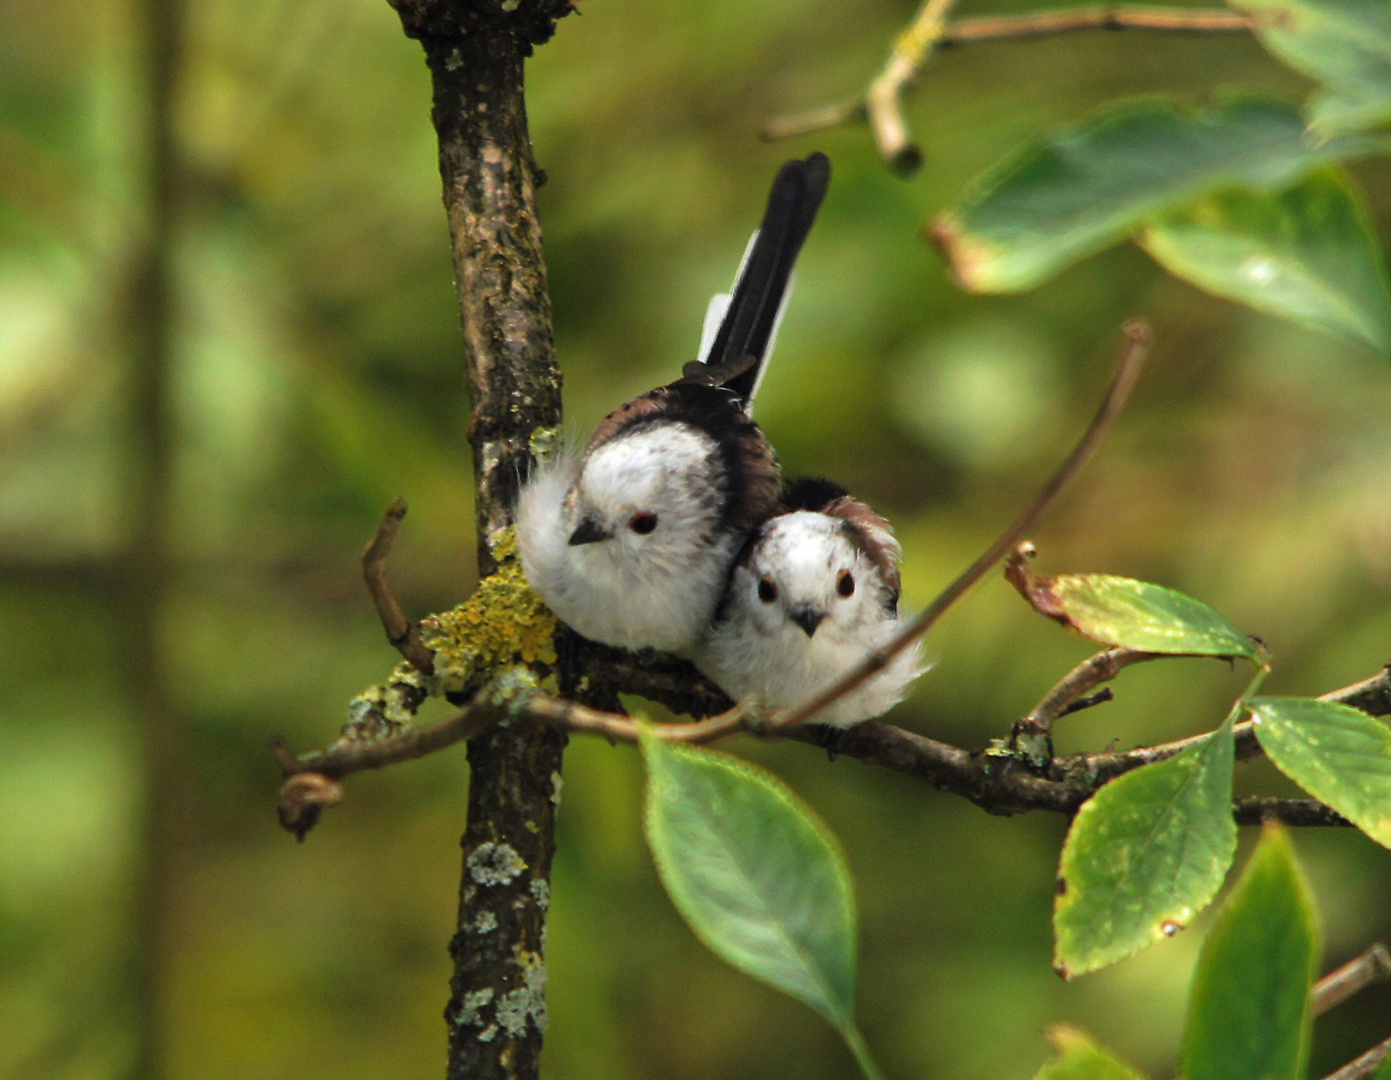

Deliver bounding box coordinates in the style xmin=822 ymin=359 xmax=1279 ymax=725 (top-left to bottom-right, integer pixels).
xmin=931 ymin=97 xmax=1376 ymax=292
xmin=1180 ymin=826 xmax=1319 ymax=1080
xmin=1139 ymin=168 xmax=1391 ymax=351
xmin=1010 ymin=566 xmax=1256 ymax=658
xmin=1054 ymin=718 xmax=1237 ymax=977
xmin=1249 ymin=696 xmax=1391 ymax=847
xmin=640 ymin=732 xmax=858 ymax=1028
xmin=1033 ymin=1026 xmax=1148 ymax=1080
xmin=1231 ymin=0 xmax=1391 ymax=138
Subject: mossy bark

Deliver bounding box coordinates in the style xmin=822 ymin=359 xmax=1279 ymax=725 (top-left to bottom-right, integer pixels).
xmin=387 ymin=3 xmax=574 ymax=1077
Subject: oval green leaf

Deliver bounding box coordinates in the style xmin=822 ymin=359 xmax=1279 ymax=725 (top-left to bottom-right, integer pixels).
xmin=640 ymin=732 xmax=858 ymax=1028
xmin=1231 ymin=0 xmax=1391 ymax=138
xmin=1039 ymin=574 xmax=1255 ymax=658
xmin=930 ymin=97 xmax=1377 ymax=292
xmin=1139 ymin=168 xmax=1391 ymax=351
xmin=1033 ymin=1026 xmax=1147 ymax=1080
xmin=1249 ymin=696 xmax=1391 ymax=847
xmin=1054 ymin=718 xmax=1237 ymax=977
xmin=1180 ymin=826 xmax=1319 ymax=1080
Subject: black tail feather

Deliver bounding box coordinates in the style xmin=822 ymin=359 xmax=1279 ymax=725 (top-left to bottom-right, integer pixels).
xmin=703 ymin=152 xmax=831 ymax=405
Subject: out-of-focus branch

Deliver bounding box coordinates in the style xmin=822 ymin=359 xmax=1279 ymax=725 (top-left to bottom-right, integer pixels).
xmin=1319 ymin=1034 xmax=1391 ymax=1080
xmin=1313 ymin=944 xmax=1391 ymax=1016
xmin=762 ymin=5 xmax=1253 ymax=172
xmin=126 ymin=1 xmax=187 ymax=1078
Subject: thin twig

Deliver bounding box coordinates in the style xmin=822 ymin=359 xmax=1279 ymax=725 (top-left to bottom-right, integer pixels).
xmin=1322 ymin=662 xmax=1391 ymax=717
xmin=1017 ymin=647 xmax=1167 ymax=738
xmin=273 ymin=701 xmax=504 ymax=782
xmin=362 ymin=497 xmax=435 ymax=675
xmin=1085 ymin=656 xmax=1391 ymax=781
xmin=864 ymin=0 xmax=961 ymax=173
xmin=272 ymin=691 xmax=513 ymax=838
xmin=762 ymin=5 xmax=1254 ymax=160
xmin=1313 ymin=944 xmax=1391 ymax=1016
xmin=1319 ymin=1034 xmax=1391 ymax=1080
xmin=942 ymin=5 xmax=1252 ymax=44
xmin=772 ymin=319 xmax=1151 ymax=730
xmin=524 ymin=696 xmax=749 ymax=745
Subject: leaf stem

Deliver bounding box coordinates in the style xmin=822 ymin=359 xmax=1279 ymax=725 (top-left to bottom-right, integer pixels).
xmin=841 ymin=1022 xmax=889 ymax=1080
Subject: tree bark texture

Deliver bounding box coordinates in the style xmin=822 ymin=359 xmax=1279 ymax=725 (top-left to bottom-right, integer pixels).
xmin=387 ymin=2 xmax=575 ymax=1077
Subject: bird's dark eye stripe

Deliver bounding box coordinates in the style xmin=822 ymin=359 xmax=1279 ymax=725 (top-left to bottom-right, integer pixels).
xmin=757 ymin=577 xmax=778 ymax=603
xmin=837 ymin=570 xmax=855 ymax=597
xmin=629 ymin=512 xmax=658 ymax=534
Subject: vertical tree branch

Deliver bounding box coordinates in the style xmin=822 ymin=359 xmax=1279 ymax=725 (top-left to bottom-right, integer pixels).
xmin=123 ymin=1 xmax=187 ymax=1078
xmin=387 ymin=2 xmax=574 ymax=1077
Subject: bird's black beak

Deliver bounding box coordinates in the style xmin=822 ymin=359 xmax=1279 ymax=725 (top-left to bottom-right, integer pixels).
xmin=568 ymin=518 xmax=612 ymax=546
xmin=791 ymin=608 xmax=825 ymax=637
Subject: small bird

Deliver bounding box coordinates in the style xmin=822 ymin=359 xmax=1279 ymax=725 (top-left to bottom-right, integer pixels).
xmin=516 ymin=154 xmax=831 ymax=655
xmin=693 ymin=478 xmax=926 ymax=727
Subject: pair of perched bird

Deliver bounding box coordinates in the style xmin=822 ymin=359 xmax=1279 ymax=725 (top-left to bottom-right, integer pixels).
xmin=516 ymin=153 xmax=924 ymax=728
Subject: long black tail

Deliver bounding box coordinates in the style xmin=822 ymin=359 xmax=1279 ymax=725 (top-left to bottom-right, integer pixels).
xmin=701 ymin=152 xmax=831 ymax=406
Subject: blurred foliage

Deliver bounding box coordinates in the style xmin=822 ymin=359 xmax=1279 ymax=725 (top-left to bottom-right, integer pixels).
xmin=2 ymin=0 xmax=1390 ymax=1078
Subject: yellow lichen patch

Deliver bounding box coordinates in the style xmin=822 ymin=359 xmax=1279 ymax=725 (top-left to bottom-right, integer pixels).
xmin=420 ymin=528 xmax=560 ymax=697
xmin=344 ymin=528 xmax=560 ymax=734
xmin=528 ymin=425 xmax=562 ymax=463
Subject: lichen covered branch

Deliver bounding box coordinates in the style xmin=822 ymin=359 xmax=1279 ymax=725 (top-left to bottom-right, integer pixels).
xmin=381 ymin=1 xmax=576 ymax=1077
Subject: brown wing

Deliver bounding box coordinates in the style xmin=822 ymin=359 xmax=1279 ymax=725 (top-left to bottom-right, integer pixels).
xmin=584 ymin=380 xmax=780 ymax=536
xmin=822 ymin=493 xmax=902 ymax=599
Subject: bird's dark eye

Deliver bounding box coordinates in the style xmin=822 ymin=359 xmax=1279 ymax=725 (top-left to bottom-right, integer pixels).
xmin=757 ymin=577 xmax=778 ymax=603
xmin=836 ymin=570 xmax=856 ymax=597
xmin=629 ymin=511 xmax=658 ymax=535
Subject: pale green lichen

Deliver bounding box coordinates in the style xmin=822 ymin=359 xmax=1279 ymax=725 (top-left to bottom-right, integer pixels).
xmin=346 ymin=663 xmax=428 ymax=732
xmin=342 ymin=527 xmax=559 ymax=739
xmin=468 ymin=841 xmax=527 ymax=886
xmin=453 ymin=988 xmax=494 ymax=1027
xmin=495 ymin=950 xmax=548 ymax=1036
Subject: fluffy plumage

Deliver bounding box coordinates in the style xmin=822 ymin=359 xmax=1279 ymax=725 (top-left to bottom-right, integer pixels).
xmin=515 ymin=154 xmax=830 ymax=655
xmin=693 ymin=486 xmax=926 ymax=726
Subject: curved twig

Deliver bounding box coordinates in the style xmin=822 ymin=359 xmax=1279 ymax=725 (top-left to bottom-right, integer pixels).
xmin=762 ymin=4 xmax=1255 ymax=168
xmin=362 ymin=497 xmax=435 ymax=675
xmin=771 ymin=318 xmax=1151 ymax=730
xmin=1016 ymin=647 xmax=1169 ymax=739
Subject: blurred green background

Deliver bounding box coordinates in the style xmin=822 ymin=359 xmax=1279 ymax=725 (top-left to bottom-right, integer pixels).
xmin=3 ymin=0 xmax=1390 ymax=1077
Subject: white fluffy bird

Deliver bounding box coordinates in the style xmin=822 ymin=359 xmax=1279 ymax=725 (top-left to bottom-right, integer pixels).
xmin=693 ymin=478 xmax=926 ymax=727
xmin=516 ymin=154 xmax=831 ymax=655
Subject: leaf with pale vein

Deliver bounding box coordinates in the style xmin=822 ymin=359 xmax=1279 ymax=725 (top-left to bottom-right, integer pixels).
xmin=1250 ymin=696 xmax=1391 ymax=847
xmin=640 ymin=732 xmax=858 ymax=1028
xmin=1054 ymin=717 xmax=1236 ymax=977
